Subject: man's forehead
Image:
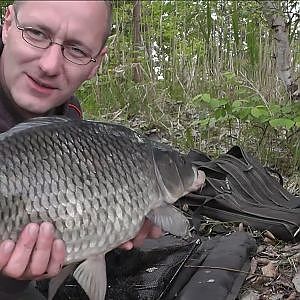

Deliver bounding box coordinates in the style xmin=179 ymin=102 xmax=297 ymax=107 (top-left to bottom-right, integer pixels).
xmin=15 ymin=1 xmax=110 ymax=28
xmin=15 ymin=1 xmax=110 ymax=47
xmin=15 ymin=0 xmax=108 ymax=11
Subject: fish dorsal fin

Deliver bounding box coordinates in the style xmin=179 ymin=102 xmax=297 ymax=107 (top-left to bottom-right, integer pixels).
xmin=48 ymin=263 xmax=78 ymax=300
xmin=0 ymin=116 xmax=71 ymax=141
xmin=147 ymin=205 xmax=190 ymax=237
xmin=73 ymin=255 xmax=107 ymax=300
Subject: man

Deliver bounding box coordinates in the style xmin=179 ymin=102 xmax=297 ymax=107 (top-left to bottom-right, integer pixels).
xmin=0 ymin=1 xmax=161 ymax=299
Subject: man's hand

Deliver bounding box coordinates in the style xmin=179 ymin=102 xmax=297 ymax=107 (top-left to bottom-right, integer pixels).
xmin=119 ymin=218 xmax=162 ymax=250
xmin=0 ymin=222 xmax=65 ymax=280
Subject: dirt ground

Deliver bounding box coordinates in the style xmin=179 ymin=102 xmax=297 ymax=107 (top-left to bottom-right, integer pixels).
xmin=240 ymin=232 xmax=300 ymax=300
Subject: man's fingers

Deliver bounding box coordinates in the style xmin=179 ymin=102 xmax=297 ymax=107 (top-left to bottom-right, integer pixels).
xmin=148 ymin=224 xmax=163 ymax=239
xmin=24 ymin=222 xmax=54 ymax=277
xmin=118 ymin=240 xmax=134 ymax=250
xmin=118 ymin=218 xmax=163 ymax=250
xmin=2 ymin=223 xmax=39 ymax=278
xmin=0 ymin=240 xmax=15 ymax=270
xmin=46 ymin=239 xmax=66 ymax=277
xmin=131 ymin=218 xmax=153 ymax=248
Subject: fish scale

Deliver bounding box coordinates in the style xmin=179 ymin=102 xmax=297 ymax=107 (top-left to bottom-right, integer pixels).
xmin=0 ymin=117 xmax=205 ymax=300
xmin=0 ymin=120 xmax=154 ymax=260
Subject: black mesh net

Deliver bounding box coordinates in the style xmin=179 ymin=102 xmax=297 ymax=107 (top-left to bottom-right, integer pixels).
xmin=37 ymin=232 xmax=256 ymax=300
xmin=39 ymin=235 xmax=199 ymax=300
xmin=105 ymin=241 xmax=196 ymax=300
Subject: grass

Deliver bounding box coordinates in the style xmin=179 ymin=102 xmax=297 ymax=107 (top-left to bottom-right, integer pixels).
xmin=76 ymin=73 xmax=299 ymax=196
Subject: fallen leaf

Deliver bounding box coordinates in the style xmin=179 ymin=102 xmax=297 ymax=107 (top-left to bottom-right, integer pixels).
xmin=249 ymin=257 xmax=258 ymax=275
xmin=269 ymin=293 xmax=284 ymax=300
xmin=292 ymin=268 xmax=300 ymax=292
xmin=257 ymin=245 xmax=266 ymax=253
xmin=239 ymin=223 xmax=244 ymax=232
xmin=264 ymin=230 xmax=276 ymax=241
xmin=240 ymin=290 xmax=260 ymax=300
xmin=286 ymin=291 xmax=297 ymax=300
xmin=256 ymin=257 xmax=270 ymax=265
xmin=261 ymin=261 xmax=277 ymax=278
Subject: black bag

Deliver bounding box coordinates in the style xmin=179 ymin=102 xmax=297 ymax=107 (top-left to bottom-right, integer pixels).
xmin=182 ymin=145 xmax=300 ymax=241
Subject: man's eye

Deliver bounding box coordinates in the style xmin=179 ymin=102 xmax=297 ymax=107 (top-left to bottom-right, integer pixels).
xmin=25 ymin=28 xmax=47 ymax=41
xmin=66 ymin=46 xmax=87 ymax=58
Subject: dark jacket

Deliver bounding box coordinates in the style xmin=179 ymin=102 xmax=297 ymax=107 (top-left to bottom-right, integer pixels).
xmin=0 ymin=25 xmax=83 ymax=297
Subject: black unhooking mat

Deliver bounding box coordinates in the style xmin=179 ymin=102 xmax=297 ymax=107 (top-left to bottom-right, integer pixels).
xmin=51 ymin=232 xmax=256 ymax=300
xmin=182 ymin=145 xmax=300 ymax=242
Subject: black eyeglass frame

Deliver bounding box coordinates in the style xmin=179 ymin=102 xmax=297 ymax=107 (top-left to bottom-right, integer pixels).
xmin=13 ymin=6 xmax=101 ymax=66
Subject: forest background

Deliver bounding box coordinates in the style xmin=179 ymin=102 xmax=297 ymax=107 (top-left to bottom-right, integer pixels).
xmin=1 ymin=1 xmax=299 ymax=188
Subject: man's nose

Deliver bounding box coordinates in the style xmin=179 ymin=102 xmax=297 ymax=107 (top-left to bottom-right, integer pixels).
xmin=38 ymin=44 xmax=64 ymax=76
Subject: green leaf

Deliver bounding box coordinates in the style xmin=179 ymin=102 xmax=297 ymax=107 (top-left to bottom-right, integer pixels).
xmin=281 ymin=105 xmax=292 ymax=114
xmin=232 ymin=106 xmax=252 ymax=120
xmin=200 ymin=93 xmax=211 ymax=102
xmin=232 ymin=99 xmax=250 ymax=108
xmin=202 ymin=96 xmax=228 ymax=108
xmin=294 ymin=116 xmax=300 ymax=127
xmin=251 ymin=106 xmax=270 ymax=120
xmin=269 ymin=118 xmax=295 ymax=129
xmin=198 ymin=118 xmax=210 ymax=127
xmin=215 ymin=108 xmax=227 ymax=119
xmin=223 ymin=71 xmax=236 ymax=81
xmin=268 ymin=104 xmax=281 ymax=116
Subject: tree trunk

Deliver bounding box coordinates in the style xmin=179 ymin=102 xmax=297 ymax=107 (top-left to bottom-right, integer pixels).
xmin=262 ymin=0 xmax=299 ymax=100
xmin=133 ymin=0 xmax=142 ymax=83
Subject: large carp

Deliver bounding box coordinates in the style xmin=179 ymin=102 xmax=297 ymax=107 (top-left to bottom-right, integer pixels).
xmin=0 ymin=117 xmax=205 ymax=300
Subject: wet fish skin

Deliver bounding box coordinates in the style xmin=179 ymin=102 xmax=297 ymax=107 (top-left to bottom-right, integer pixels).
xmin=0 ymin=117 xmax=205 ymax=300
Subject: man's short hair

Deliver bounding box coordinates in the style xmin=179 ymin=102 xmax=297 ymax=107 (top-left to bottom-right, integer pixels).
xmin=13 ymin=0 xmax=112 ymax=48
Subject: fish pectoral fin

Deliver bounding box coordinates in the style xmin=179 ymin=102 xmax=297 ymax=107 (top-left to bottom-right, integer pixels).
xmin=73 ymin=255 xmax=107 ymax=300
xmin=147 ymin=205 xmax=190 ymax=237
xmin=48 ymin=263 xmax=78 ymax=300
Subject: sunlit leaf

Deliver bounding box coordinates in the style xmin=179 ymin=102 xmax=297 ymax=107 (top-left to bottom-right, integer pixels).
xmin=269 ymin=118 xmax=295 ymax=129
xmin=200 ymin=93 xmax=211 ymax=102
xmin=222 ymin=71 xmax=237 ymax=82
xmin=251 ymin=106 xmax=270 ymax=120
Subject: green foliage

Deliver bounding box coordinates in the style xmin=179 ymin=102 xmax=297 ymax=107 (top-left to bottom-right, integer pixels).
xmin=0 ymin=0 xmax=298 ymax=178
xmin=75 ymin=0 xmax=300 ymax=177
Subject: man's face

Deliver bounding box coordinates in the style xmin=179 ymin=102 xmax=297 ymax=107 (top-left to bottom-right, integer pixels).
xmin=0 ymin=1 xmax=108 ymax=116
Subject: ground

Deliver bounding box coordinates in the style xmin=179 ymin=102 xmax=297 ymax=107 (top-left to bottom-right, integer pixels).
xmin=240 ymin=232 xmax=300 ymax=300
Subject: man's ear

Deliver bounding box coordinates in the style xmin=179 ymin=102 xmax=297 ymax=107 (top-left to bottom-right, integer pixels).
xmin=87 ymin=46 xmax=108 ymax=80
xmin=2 ymin=5 xmax=14 ymax=45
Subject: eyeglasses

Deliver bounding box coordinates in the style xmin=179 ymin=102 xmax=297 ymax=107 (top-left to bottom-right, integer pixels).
xmin=13 ymin=8 xmax=100 ymax=65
